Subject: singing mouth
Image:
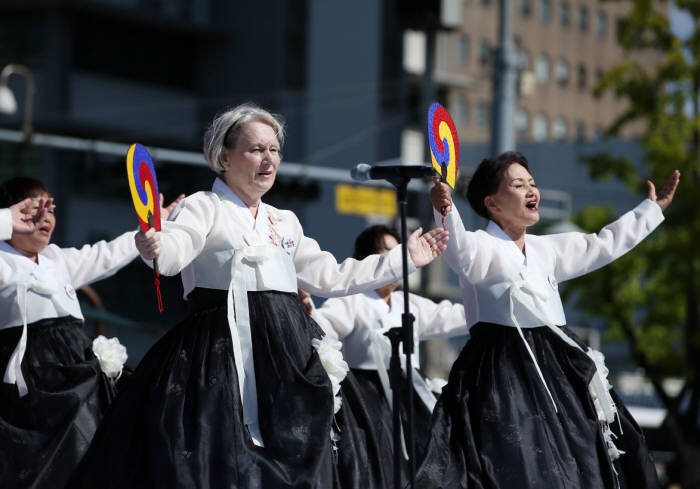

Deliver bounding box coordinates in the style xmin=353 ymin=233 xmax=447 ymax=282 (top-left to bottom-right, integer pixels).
xmin=526 ymin=199 xmax=538 ymax=210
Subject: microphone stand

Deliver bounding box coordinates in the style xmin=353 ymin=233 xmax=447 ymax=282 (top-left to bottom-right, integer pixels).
xmin=383 ymin=175 xmax=416 ymax=489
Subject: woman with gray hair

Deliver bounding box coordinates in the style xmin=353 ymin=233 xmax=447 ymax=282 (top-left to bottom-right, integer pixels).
xmin=69 ymin=103 xmax=449 ymax=489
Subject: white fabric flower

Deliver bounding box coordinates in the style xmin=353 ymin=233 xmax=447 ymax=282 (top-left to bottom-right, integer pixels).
xmin=425 ymin=377 xmax=448 ymax=395
xmin=92 ymin=335 xmax=128 ymax=379
xmin=312 ymin=336 xmax=349 ymax=414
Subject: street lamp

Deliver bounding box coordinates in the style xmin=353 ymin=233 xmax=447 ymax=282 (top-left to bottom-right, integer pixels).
xmin=0 ymin=64 xmax=36 ymax=142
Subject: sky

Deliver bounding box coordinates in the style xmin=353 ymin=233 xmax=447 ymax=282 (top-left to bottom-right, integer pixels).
xmin=671 ymin=2 xmax=693 ymax=40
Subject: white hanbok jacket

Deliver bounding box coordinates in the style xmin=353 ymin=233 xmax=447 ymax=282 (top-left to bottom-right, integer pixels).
xmin=433 ymin=198 xmax=664 ymax=439
xmin=311 ymin=290 xmax=467 ymax=411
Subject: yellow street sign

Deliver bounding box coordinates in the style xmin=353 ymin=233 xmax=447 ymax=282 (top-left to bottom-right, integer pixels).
xmin=335 ymin=184 xmax=397 ymax=217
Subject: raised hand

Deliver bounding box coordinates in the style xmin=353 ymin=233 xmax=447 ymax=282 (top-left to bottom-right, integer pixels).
xmin=406 ymin=227 xmax=449 ymax=268
xmin=135 ymin=228 xmax=161 ymax=260
xmin=647 ymin=170 xmax=680 ymax=212
xmin=160 ymin=193 xmax=186 ymax=221
xmin=430 ymin=178 xmax=453 ymax=214
xmin=10 ymin=197 xmax=54 ymax=234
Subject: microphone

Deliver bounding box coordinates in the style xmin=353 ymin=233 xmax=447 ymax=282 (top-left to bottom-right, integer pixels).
xmin=351 ymin=163 xmax=437 ymax=182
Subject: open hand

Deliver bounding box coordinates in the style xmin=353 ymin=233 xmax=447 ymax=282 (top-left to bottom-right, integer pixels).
xmin=135 ymin=227 xmax=161 ymax=260
xmin=160 ymin=193 xmax=186 ymax=221
xmin=647 ymin=170 xmax=680 ymax=212
xmin=10 ymin=197 xmax=54 ymax=234
xmin=406 ymin=227 xmax=449 ymax=268
xmin=430 ymin=178 xmax=453 ymax=214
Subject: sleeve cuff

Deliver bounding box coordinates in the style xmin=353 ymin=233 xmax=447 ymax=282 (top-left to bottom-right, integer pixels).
xmin=387 ymin=242 xmax=416 ymax=275
xmin=0 ymin=208 xmax=12 ymax=241
xmin=638 ymin=198 xmax=665 ymax=228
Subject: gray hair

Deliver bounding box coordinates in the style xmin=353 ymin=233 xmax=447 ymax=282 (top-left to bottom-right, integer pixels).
xmin=203 ymin=103 xmax=286 ymax=174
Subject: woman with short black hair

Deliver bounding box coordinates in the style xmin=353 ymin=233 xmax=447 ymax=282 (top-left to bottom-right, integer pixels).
xmin=416 ymin=151 xmax=679 ymax=489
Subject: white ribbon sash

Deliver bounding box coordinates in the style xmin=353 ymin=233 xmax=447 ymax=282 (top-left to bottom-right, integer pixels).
xmin=506 ymin=274 xmax=624 ymax=463
xmin=507 ymin=277 xmax=618 ymax=425
xmin=227 ymin=243 xmax=270 ymax=447
xmin=3 ymin=275 xmax=58 ymax=396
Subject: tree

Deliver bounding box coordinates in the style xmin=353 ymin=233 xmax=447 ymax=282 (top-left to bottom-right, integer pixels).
xmin=563 ymin=1 xmax=700 ymax=487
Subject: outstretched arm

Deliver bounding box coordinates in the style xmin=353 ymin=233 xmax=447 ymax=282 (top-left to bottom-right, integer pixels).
xmin=549 ymin=171 xmax=678 ymax=283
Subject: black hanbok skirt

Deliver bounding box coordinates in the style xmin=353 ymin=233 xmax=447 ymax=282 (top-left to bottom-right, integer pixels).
xmin=68 ymin=288 xmax=383 ymax=489
xmin=0 ymin=316 xmax=116 ymax=489
xmin=415 ymin=323 xmax=660 ymax=489
xmin=347 ymin=368 xmax=434 ymax=487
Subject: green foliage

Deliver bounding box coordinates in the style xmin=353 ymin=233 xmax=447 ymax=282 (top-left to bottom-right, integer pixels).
xmin=569 ymin=1 xmax=700 ymax=382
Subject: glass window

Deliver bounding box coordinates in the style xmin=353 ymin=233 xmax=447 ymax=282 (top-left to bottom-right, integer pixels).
xmin=458 ymin=35 xmax=470 ymax=65
xmin=539 ymin=0 xmax=551 ymax=22
xmin=596 ymin=12 xmax=607 ymax=39
xmin=533 ymin=113 xmax=548 ymax=141
xmin=520 ymin=0 xmax=532 ymax=17
xmin=575 ymin=121 xmax=585 ymax=141
xmin=456 ymin=97 xmax=469 ymax=126
xmin=481 ymin=0 xmax=491 ymax=5
xmin=479 ymin=39 xmax=490 ymax=65
xmin=477 ymin=102 xmax=489 ymax=129
xmin=560 ymin=2 xmax=570 ymax=28
xmin=578 ymin=5 xmax=588 ymax=32
xmin=515 ymin=109 xmax=529 ymax=134
xmin=555 ymin=59 xmax=569 ymax=86
xmin=577 ymin=64 xmax=587 ymax=90
xmin=553 ymin=117 xmax=567 ymax=140
xmin=535 ymin=54 xmax=549 ymax=83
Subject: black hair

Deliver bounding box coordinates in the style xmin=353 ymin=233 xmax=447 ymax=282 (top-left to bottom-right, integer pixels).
xmin=466 ymin=151 xmax=530 ymax=219
xmin=353 ymin=225 xmax=401 ymax=260
xmin=0 ymin=177 xmax=50 ymax=209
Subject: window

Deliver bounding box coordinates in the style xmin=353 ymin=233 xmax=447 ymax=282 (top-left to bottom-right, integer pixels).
xmin=481 ymin=0 xmax=491 ymax=5
xmin=575 ymin=121 xmax=585 ymax=141
xmin=518 ymin=49 xmax=531 ymax=70
xmin=520 ymin=0 xmax=532 ymax=17
xmin=554 ymin=59 xmax=569 ymax=87
xmin=596 ymin=12 xmax=607 ymax=39
xmin=456 ymin=97 xmax=469 ymax=125
xmin=577 ymin=64 xmax=587 ymax=90
xmin=560 ymin=2 xmax=570 ymax=28
xmin=479 ymin=39 xmax=491 ymax=65
xmin=515 ymin=109 xmax=529 ymax=134
xmin=553 ymin=117 xmax=567 ymax=140
xmin=539 ymin=0 xmax=551 ymax=23
xmin=535 ymin=54 xmax=549 ymax=83
xmin=593 ymin=126 xmax=604 ymax=140
xmin=477 ymin=102 xmax=489 ymax=129
xmin=458 ymin=35 xmax=470 ymax=65
xmin=533 ymin=113 xmax=548 ymax=141
xmin=577 ymin=5 xmax=588 ymax=32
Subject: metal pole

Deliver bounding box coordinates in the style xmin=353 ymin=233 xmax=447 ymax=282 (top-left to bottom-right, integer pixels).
xmin=491 ymin=0 xmax=517 ymax=157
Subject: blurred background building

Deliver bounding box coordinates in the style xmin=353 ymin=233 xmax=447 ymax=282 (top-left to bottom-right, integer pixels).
xmin=0 ymin=0 xmax=673 ymax=472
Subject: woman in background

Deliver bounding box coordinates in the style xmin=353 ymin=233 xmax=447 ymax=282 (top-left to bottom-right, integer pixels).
xmin=300 ymin=224 xmax=467 ymax=488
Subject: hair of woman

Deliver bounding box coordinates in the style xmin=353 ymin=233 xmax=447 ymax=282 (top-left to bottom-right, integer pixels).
xmin=353 ymin=224 xmax=401 ymax=260
xmin=203 ymin=103 xmax=286 ymax=174
xmin=0 ymin=177 xmax=50 ymax=209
